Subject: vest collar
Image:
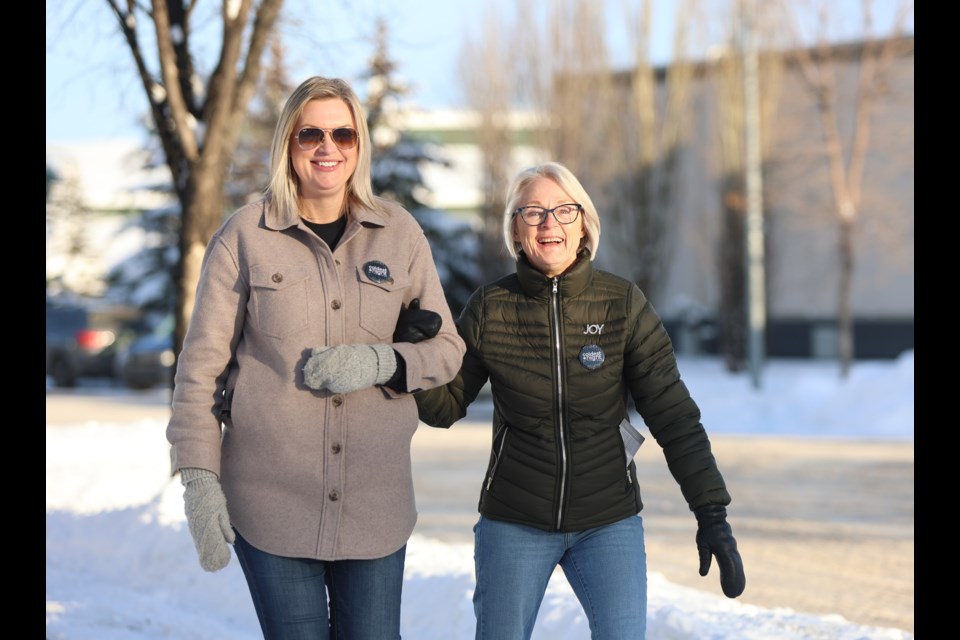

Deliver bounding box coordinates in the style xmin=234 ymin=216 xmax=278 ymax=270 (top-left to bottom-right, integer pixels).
xmin=516 ymin=250 xmax=593 ymax=299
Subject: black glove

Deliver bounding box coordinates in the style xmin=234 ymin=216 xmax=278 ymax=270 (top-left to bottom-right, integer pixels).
xmin=694 ymin=505 xmax=746 ymax=598
xmin=393 ymin=298 xmax=442 ymax=343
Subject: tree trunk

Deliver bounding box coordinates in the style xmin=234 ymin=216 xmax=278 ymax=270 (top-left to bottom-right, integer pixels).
xmin=104 ymin=0 xmax=285 ymax=390
xmin=837 ymin=216 xmax=854 ymax=377
xmin=783 ymin=5 xmax=913 ymax=378
xmin=172 ymin=160 xmax=229 ymax=382
xmin=719 ymin=178 xmax=747 ymax=371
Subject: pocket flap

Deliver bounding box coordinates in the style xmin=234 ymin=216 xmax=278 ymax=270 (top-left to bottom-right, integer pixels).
xmin=250 ymin=264 xmax=311 ymax=291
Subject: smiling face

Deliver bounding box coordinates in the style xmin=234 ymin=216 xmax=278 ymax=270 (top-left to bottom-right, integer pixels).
xmin=289 ymin=98 xmax=358 ymax=216
xmin=513 ymin=177 xmax=585 ymax=277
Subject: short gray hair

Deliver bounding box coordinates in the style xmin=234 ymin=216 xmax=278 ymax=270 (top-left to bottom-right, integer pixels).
xmin=501 ymin=162 xmax=601 ymax=261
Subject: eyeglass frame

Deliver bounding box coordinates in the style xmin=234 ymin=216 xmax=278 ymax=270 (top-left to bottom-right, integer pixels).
xmin=512 ymin=203 xmax=583 ymax=226
xmin=292 ymin=126 xmax=359 ymax=151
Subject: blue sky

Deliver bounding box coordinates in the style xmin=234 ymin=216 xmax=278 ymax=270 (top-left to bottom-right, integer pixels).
xmin=45 ymin=0 xmax=910 ymax=143
xmin=43 ymin=0 xmax=682 ymax=142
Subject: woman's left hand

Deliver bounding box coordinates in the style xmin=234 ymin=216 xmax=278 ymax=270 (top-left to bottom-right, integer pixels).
xmin=303 ymin=343 xmax=398 ymax=393
xmin=694 ymin=505 xmax=746 ymax=598
xmin=393 ymin=298 xmax=442 ymax=343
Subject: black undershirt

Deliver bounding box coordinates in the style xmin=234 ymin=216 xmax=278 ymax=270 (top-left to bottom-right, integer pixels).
xmin=302 ymin=214 xmax=407 ymax=391
xmin=302 ymin=215 xmax=347 ymax=250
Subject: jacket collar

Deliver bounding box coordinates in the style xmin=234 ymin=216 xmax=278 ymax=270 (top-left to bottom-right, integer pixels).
xmin=264 ymin=197 xmax=390 ymax=231
xmin=516 ymin=250 xmax=594 ymax=299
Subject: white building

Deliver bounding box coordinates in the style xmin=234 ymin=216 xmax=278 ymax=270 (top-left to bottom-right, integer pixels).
xmin=47 ymin=36 xmax=914 ymax=361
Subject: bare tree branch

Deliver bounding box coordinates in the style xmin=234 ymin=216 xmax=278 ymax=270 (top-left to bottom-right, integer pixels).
xmin=775 ymin=0 xmax=913 ymax=376
xmin=102 ymin=0 xmax=287 ymax=381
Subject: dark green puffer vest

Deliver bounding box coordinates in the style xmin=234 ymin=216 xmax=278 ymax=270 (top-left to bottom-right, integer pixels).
xmin=416 ymin=252 xmax=730 ymax=533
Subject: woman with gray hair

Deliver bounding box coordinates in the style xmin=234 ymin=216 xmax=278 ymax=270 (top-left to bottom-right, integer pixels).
xmin=416 ymin=161 xmax=745 ymax=639
xmin=166 ymin=76 xmax=465 ymax=639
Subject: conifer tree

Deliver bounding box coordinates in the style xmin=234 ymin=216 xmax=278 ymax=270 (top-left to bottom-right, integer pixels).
xmin=363 ymin=18 xmax=481 ymax=316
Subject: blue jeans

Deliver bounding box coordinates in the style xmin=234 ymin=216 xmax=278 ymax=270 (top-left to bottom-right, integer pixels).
xmin=473 ymin=515 xmax=647 ymax=640
xmin=233 ymin=530 xmax=405 ymax=640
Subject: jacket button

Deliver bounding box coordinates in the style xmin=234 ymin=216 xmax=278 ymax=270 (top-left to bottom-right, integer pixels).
xmin=331 ymin=300 xmax=341 ymax=310
xmin=332 ymin=396 xmax=343 ymax=407
xmin=328 ymin=490 xmax=340 ymax=501
xmin=271 ymin=273 xmax=283 ymax=283
xmin=331 ymin=443 xmax=342 ymax=454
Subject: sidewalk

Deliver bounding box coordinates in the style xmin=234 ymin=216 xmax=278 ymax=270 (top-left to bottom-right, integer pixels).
xmin=47 ymin=387 xmax=914 ymax=635
xmin=411 ymin=412 xmax=914 ymax=635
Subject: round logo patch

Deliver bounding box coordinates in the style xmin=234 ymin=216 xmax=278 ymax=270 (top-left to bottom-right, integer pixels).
xmin=578 ymin=344 xmax=605 ymax=370
xmin=363 ymin=260 xmax=392 ymax=284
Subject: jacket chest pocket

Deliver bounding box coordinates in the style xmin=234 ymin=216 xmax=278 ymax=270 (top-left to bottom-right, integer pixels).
xmin=249 ymin=264 xmax=310 ymax=339
xmin=356 ymin=265 xmax=409 ymax=339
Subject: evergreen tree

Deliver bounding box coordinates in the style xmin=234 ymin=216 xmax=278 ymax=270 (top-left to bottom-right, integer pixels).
xmin=46 ymin=165 xmax=58 ymax=202
xmin=103 ymin=202 xmax=179 ymax=328
xmin=99 ymin=138 xmax=179 ymax=328
xmin=362 ymin=18 xmax=481 ymax=317
xmin=103 ymin=21 xmax=483 ymax=325
xmin=46 ymin=169 xmax=102 ymax=298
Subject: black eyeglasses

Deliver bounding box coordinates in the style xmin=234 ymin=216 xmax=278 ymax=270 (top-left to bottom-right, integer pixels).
xmin=294 ymin=127 xmax=359 ymax=151
xmin=513 ymin=203 xmax=582 ymax=226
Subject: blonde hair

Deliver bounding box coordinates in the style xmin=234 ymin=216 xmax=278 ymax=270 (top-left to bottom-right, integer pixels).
xmin=501 ymin=161 xmax=601 ymax=261
xmin=266 ymin=77 xmax=378 ymax=218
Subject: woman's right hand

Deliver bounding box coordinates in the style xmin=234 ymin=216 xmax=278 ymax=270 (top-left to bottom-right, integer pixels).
xmin=180 ymin=467 xmax=235 ymax=572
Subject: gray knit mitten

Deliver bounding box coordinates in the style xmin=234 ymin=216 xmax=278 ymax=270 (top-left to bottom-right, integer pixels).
xmin=180 ymin=467 xmax=235 ymax=572
xmin=302 ymin=344 xmax=397 ymax=393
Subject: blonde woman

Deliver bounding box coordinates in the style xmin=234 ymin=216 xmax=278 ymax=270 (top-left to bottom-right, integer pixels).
xmin=167 ymin=76 xmax=465 ymax=639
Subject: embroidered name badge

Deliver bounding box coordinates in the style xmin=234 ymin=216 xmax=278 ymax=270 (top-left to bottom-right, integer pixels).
xmin=578 ymin=344 xmax=605 ymax=370
xmin=363 ymin=260 xmax=393 ymax=284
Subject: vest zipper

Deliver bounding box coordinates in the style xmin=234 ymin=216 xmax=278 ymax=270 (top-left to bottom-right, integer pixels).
xmin=485 ymin=424 xmax=508 ymax=490
xmin=551 ymin=278 xmax=568 ymax=530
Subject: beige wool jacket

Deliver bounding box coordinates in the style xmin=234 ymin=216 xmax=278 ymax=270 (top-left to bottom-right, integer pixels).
xmin=166 ymin=197 xmax=466 ymax=561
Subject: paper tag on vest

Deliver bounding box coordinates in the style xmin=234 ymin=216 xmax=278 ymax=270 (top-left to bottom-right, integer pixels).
xmin=620 ymin=417 xmax=646 ymax=466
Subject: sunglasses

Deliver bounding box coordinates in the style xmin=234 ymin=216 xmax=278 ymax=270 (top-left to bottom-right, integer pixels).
xmin=294 ymin=127 xmax=359 ymax=151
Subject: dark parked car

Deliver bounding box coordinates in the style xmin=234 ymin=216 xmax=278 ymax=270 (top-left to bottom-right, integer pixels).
xmin=116 ymin=314 xmax=175 ymax=390
xmin=46 ymin=296 xmax=128 ymax=387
